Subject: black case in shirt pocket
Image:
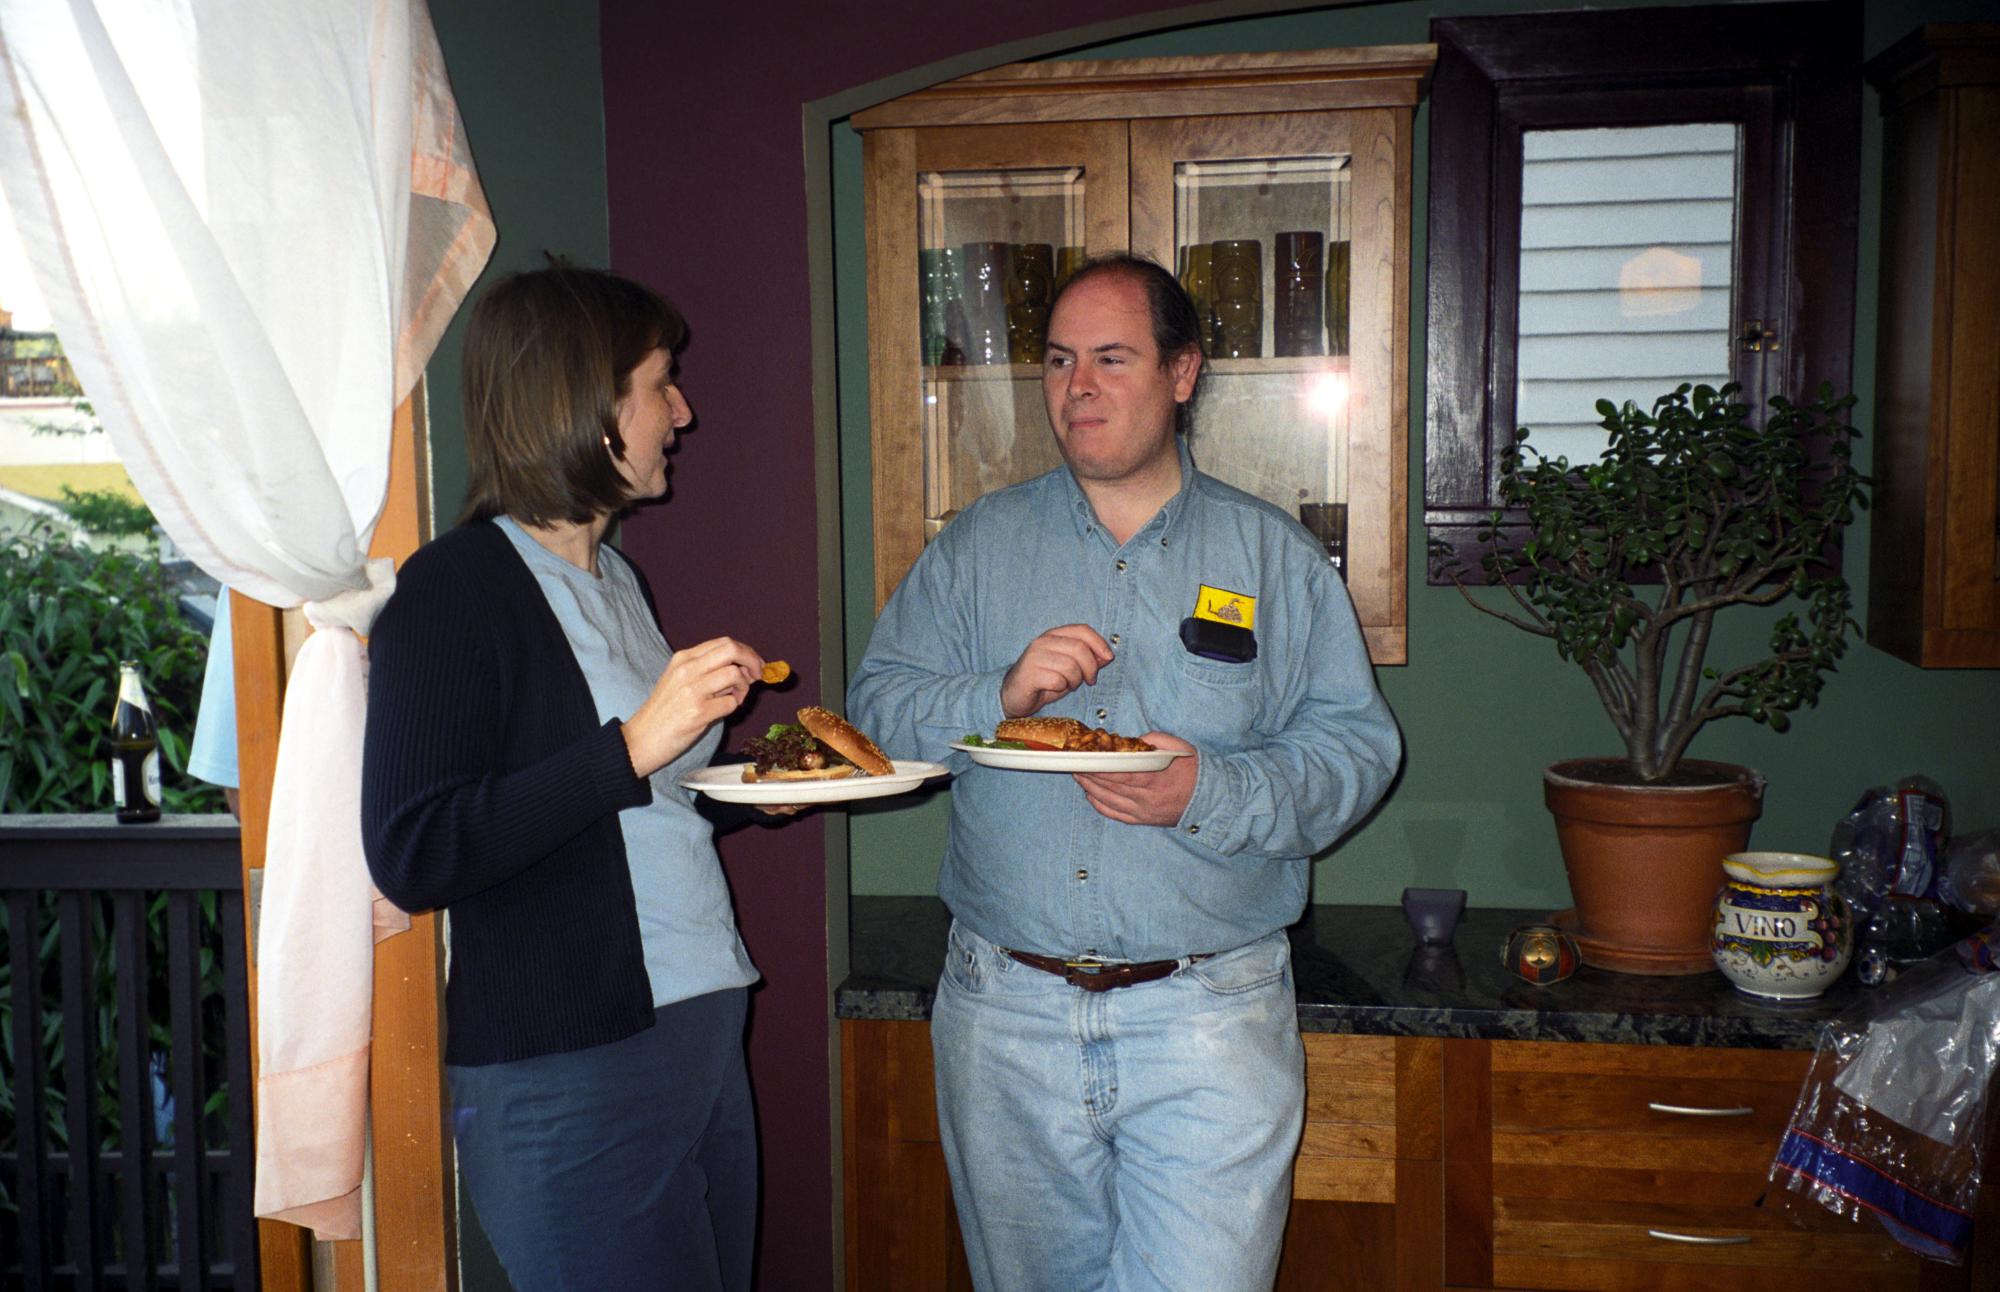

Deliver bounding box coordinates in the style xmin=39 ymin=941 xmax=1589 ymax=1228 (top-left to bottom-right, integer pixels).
xmin=1179 ymin=615 xmax=1256 ymax=663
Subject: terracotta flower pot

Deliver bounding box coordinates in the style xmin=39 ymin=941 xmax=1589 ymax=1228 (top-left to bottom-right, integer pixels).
xmin=1543 ymin=758 xmax=1766 ymax=975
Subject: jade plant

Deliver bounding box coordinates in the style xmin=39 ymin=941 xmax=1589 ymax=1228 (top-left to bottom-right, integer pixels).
xmin=1435 ymin=382 xmax=1870 ymax=784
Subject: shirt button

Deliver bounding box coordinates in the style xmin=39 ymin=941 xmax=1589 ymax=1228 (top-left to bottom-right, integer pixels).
xmin=1186 ymin=824 xmax=1200 ymax=836
xmin=1095 ymin=708 xmax=1108 ymax=721
xmin=1085 ymin=948 xmax=1098 ymax=957
xmin=1076 ymin=869 xmax=1089 ymax=882
xmin=1109 ymin=633 xmax=1120 ymax=645
xmin=1115 ymin=559 xmax=1127 ymax=572
xmin=1160 ymin=538 xmax=1169 ymax=547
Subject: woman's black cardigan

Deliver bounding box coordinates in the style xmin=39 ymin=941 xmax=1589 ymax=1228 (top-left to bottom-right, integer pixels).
xmin=361 ymin=518 xmax=760 ymax=1066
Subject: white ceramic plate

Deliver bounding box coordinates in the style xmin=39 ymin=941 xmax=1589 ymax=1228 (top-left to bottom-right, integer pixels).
xmin=681 ymin=760 xmax=947 ymax=805
xmin=949 ymin=743 xmax=1190 ymax=773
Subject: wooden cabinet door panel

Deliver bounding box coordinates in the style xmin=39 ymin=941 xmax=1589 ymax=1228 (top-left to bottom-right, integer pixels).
xmin=843 ymin=1020 xmax=974 ymax=1292
xmin=1298 ymin=1034 xmax=1437 ymax=1205
xmin=1130 ymin=110 xmax=1411 ymax=664
xmin=1866 ymin=28 xmax=2000 ymax=666
xmin=864 ymin=121 xmax=1128 ymax=611
xmin=1305 ymin=1031 xmax=1398 ymax=1123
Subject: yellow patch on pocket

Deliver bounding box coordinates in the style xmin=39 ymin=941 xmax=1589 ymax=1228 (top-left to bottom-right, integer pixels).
xmin=1192 ymin=585 xmax=1256 ymax=630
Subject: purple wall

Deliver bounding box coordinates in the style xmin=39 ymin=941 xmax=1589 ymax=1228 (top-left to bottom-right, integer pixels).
xmin=598 ymin=3 xmax=1189 ymax=1285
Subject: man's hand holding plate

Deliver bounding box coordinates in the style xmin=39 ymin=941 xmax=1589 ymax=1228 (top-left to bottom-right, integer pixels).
xmin=1074 ymin=732 xmax=1198 ymax=826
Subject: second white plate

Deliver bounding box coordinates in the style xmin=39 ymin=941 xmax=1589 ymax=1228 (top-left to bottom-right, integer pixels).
xmin=949 ymin=743 xmax=1189 ymax=773
xmin=682 ymin=760 xmax=947 ymax=804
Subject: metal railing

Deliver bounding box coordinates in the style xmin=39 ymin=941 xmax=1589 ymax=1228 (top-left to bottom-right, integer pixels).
xmin=0 ymin=355 xmax=82 ymax=400
xmin=1 ymin=814 xmax=258 ymax=1290
xmin=0 ymin=330 xmax=82 ymax=400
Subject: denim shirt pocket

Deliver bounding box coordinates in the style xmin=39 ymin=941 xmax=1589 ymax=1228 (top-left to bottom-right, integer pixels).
xmin=1167 ymin=651 xmax=1263 ymax=747
xmin=1184 ymin=932 xmax=1290 ymax=996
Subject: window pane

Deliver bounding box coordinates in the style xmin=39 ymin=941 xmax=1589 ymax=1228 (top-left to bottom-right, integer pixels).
xmin=1515 ymin=123 xmax=1738 ymax=465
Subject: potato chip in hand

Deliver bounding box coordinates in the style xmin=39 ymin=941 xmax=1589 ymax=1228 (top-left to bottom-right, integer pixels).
xmin=760 ymin=659 xmax=791 ymax=685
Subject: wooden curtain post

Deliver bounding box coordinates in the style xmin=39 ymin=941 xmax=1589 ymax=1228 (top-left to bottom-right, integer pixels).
xmin=364 ymin=393 xmax=457 ymax=1290
xmin=233 ymin=391 xmax=453 ymax=1292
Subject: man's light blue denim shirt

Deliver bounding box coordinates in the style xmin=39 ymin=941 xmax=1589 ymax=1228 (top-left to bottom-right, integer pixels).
xmin=849 ymin=441 xmax=1402 ymax=962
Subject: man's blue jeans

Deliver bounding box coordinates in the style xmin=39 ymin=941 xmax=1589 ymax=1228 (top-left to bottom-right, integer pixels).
xmin=931 ymin=920 xmax=1305 ymax=1292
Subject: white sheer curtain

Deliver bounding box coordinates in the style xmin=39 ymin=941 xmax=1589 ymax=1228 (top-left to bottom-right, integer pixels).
xmin=0 ymin=0 xmax=493 ymax=1240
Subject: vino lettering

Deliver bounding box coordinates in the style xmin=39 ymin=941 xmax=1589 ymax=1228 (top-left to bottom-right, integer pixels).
xmin=1719 ymin=899 xmax=1823 ymax=949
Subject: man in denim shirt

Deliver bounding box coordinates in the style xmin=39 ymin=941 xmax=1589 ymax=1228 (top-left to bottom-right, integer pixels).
xmin=849 ymin=256 xmax=1401 ymax=1291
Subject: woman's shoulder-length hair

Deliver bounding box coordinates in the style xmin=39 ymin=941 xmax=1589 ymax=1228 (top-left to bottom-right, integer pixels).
xmin=456 ymin=262 xmax=687 ymax=527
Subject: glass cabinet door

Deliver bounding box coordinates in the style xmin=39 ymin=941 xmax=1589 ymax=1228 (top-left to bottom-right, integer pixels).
xmin=917 ymin=163 xmax=1081 ymax=540
xmin=1170 ymin=153 xmax=1354 ymax=558
xmin=863 ymin=121 xmax=1126 ymax=611
xmin=1132 ymin=111 xmax=1410 ymax=662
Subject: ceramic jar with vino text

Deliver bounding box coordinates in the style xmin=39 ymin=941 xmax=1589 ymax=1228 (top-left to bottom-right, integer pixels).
xmin=1711 ymin=851 xmax=1854 ymax=1000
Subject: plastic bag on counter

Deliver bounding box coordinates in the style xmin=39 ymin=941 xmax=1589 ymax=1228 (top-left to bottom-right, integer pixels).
xmin=1768 ymin=954 xmax=1999 ymax=1264
xmin=1939 ymin=827 xmax=2000 ymax=916
xmin=1832 ymin=776 xmax=1953 ymax=975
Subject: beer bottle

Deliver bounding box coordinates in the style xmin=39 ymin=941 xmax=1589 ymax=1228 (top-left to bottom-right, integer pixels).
xmin=109 ymin=660 xmax=162 ymax=823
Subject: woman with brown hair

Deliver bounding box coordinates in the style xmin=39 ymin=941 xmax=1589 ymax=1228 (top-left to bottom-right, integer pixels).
xmin=362 ymin=263 xmax=780 ymax=1290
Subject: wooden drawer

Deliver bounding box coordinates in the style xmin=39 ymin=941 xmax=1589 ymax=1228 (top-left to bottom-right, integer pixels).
xmin=1494 ymin=1194 xmax=1928 ymax=1290
xmin=1448 ymin=1040 xmax=1931 ymax=1290
xmin=1492 ymin=1041 xmax=1804 ymax=1201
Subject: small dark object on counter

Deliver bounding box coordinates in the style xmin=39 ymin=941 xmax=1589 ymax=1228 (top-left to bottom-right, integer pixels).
xmin=1401 ymin=887 xmax=1466 ymax=944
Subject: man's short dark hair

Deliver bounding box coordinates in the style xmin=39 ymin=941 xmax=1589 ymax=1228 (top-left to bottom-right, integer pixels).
xmin=1048 ymin=253 xmax=1206 ymax=435
xmin=458 ymin=262 xmax=688 ymax=526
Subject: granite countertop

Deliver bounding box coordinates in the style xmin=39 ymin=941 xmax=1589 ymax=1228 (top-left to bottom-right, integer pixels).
xmin=837 ymin=895 xmax=1887 ymax=1049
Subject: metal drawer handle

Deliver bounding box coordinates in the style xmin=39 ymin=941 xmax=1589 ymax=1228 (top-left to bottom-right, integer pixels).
xmin=1647 ymin=1101 xmax=1753 ymax=1117
xmin=1648 ymin=1229 xmax=1753 ymax=1246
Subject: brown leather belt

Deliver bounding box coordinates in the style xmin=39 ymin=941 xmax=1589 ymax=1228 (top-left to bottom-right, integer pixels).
xmin=1004 ymin=948 xmax=1210 ymax=992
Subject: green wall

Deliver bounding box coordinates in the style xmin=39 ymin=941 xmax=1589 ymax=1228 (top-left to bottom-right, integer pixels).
xmin=837 ymin=0 xmax=2000 ymax=905
xmin=425 ymin=0 xmax=611 ymax=526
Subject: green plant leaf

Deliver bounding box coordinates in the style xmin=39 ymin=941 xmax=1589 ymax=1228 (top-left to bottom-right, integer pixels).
xmin=1456 ymin=379 xmax=1867 ymax=781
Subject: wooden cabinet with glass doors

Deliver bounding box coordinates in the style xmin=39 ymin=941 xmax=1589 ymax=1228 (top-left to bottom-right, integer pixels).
xmin=854 ymin=46 xmax=1434 ymax=664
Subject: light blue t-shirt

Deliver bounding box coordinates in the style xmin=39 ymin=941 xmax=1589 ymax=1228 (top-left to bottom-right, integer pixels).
xmin=496 ymin=516 xmax=758 ymax=1006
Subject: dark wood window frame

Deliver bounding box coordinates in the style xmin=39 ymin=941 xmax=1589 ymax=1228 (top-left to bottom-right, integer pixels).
xmin=1423 ymin=1 xmax=1860 ymax=582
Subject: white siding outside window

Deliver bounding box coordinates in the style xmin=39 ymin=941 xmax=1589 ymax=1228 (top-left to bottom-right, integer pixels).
xmin=1515 ymin=123 xmax=1738 ymax=466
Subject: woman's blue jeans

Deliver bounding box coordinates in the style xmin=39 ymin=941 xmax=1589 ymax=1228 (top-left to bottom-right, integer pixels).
xmin=446 ymin=987 xmax=755 ymax=1292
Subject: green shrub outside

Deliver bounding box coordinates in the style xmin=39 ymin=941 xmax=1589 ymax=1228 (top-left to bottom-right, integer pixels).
xmin=1 ymin=522 xmax=223 ymax=815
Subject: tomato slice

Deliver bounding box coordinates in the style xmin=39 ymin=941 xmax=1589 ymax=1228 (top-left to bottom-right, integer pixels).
xmin=1016 ymin=739 xmax=1061 ymax=751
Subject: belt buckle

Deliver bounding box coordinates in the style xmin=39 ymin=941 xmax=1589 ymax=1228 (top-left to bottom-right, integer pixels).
xmin=1060 ymin=958 xmax=1121 ymax=991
